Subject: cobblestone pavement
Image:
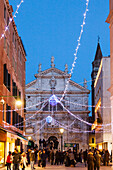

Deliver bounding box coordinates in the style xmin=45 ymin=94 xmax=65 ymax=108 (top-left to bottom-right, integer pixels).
xmin=1 ymin=163 xmax=113 ymax=170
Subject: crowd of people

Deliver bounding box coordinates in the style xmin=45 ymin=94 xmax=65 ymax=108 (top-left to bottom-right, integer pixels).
xmin=6 ymin=147 xmax=111 ymax=170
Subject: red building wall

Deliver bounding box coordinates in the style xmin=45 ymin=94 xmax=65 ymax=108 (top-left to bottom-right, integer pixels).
xmin=0 ymin=0 xmax=26 ymax=135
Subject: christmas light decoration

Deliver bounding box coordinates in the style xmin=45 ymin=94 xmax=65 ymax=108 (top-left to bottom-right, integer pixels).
xmin=0 ymin=0 xmax=24 ymax=41
xmin=30 ymin=122 xmax=47 ymax=137
xmin=49 ymin=95 xmax=59 ymax=106
xmin=59 ymin=101 xmax=112 ymax=127
xmin=46 ymin=116 xmax=53 ymax=124
xmin=60 ymin=0 xmax=89 ymax=101
xmin=14 ymin=100 xmax=48 ymax=127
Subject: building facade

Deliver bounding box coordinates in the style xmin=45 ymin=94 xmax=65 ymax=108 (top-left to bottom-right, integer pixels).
xmin=106 ymin=0 xmax=113 ymax=162
xmin=25 ymin=57 xmax=90 ymax=151
xmin=0 ymin=0 xmax=27 ymax=166
xmin=92 ymin=57 xmax=111 ymax=153
xmin=91 ymin=42 xmax=102 ymax=121
xmin=89 ymin=41 xmax=103 ymax=150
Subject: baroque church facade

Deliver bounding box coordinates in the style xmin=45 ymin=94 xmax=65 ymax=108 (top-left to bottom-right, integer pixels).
xmin=25 ymin=57 xmax=90 ymax=150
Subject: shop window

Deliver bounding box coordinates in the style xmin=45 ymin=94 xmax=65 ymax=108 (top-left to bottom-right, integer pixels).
xmin=0 ymin=142 xmax=4 ymax=165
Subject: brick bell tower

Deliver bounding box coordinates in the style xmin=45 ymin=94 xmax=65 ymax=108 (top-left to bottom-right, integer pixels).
xmin=106 ymin=0 xmax=113 ymax=165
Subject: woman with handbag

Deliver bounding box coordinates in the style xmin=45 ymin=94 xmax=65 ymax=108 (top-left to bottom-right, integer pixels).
xmin=6 ymin=151 xmax=12 ymax=170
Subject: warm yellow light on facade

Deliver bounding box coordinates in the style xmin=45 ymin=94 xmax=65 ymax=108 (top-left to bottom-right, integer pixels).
xmin=0 ymin=98 xmax=5 ymax=104
xmin=98 ymin=144 xmax=102 ymax=150
xmin=28 ymin=136 xmax=31 ymax=140
xmin=16 ymin=100 xmax=22 ymax=106
xmin=94 ymin=59 xmax=103 ymax=88
xmin=95 ymin=98 xmax=101 ymax=113
xmin=60 ymin=128 xmax=64 ymax=134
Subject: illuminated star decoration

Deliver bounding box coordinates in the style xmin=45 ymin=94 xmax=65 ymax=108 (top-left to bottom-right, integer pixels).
xmin=49 ymin=95 xmax=59 ymax=106
xmin=46 ymin=116 xmax=53 ymax=124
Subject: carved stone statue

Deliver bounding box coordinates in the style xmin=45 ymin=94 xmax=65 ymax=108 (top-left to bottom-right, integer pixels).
xmin=49 ymin=75 xmax=57 ymax=89
xmin=65 ymin=64 xmax=68 ymax=73
xmin=38 ymin=63 xmax=41 ymax=73
xmin=84 ymin=79 xmax=87 ymax=88
xmin=51 ymin=56 xmax=55 ymax=68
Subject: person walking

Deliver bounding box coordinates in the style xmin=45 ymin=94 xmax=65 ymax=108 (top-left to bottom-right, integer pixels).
xmin=50 ymin=149 xmax=54 ymax=165
xmin=104 ymin=150 xmax=110 ymax=166
xmin=54 ymin=150 xmax=59 ymax=165
xmin=79 ymin=149 xmax=83 ymax=163
xmin=29 ymin=149 xmax=35 ymax=170
xmin=20 ymin=152 xmax=27 ymax=170
xmin=83 ymin=149 xmax=88 ymax=167
xmin=37 ymin=150 xmax=42 ymax=167
xmin=26 ymin=149 xmax=31 ymax=165
xmin=87 ymin=150 xmax=95 ymax=170
xmin=94 ymin=150 xmax=101 ymax=170
xmin=6 ymin=151 xmax=12 ymax=170
xmin=13 ymin=149 xmax=21 ymax=170
xmin=41 ymin=149 xmax=47 ymax=168
xmin=68 ymin=149 xmax=75 ymax=167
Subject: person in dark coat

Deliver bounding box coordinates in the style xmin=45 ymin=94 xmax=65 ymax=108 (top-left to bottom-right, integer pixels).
xmin=87 ymin=150 xmax=95 ymax=170
xmin=54 ymin=151 xmax=59 ymax=165
xmin=65 ymin=152 xmax=70 ymax=167
xmin=104 ymin=150 xmax=109 ymax=166
xmin=50 ymin=149 xmax=54 ymax=165
xmin=94 ymin=150 xmax=101 ymax=170
xmin=26 ymin=149 xmax=30 ymax=165
xmin=79 ymin=149 xmax=83 ymax=163
xmin=13 ymin=149 xmax=21 ymax=170
xmin=41 ymin=150 xmax=47 ymax=168
xmin=83 ymin=149 xmax=88 ymax=167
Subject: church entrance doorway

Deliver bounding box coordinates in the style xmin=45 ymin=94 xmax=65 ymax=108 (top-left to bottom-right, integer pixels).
xmin=48 ymin=136 xmax=59 ymax=150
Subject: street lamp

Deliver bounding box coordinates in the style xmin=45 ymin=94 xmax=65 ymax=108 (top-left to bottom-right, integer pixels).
xmin=16 ymin=100 xmax=22 ymax=106
xmin=60 ymin=128 xmax=64 ymax=152
xmin=28 ymin=136 xmax=31 ymax=140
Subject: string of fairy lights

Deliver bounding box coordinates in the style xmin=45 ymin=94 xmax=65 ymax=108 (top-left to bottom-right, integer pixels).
xmin=0 ymin=0 xmax=24 ymax=40
xmin=1 ymin=0 xmax=111 ymax=135
xmin=60 ymin=0 xmax=89 ymax=101
xmin=5 ymin=94 xmax=111 ymax=131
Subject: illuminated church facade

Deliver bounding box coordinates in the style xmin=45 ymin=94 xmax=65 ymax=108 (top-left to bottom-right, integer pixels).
xmin=25 ymin=57 xmax=90 ymax=150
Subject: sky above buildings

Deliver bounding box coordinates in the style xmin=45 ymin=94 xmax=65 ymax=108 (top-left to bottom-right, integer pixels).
xmin=9 ymin=0 xmax=110 ymax=113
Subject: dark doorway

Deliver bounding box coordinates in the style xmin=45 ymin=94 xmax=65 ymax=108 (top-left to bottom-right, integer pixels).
xmin=48 ymin=136 xmax=59 ymax=150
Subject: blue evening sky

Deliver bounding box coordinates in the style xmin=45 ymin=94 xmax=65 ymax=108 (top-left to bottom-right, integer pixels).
xmin=8 ymin=0 xmax=110 ymax=114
